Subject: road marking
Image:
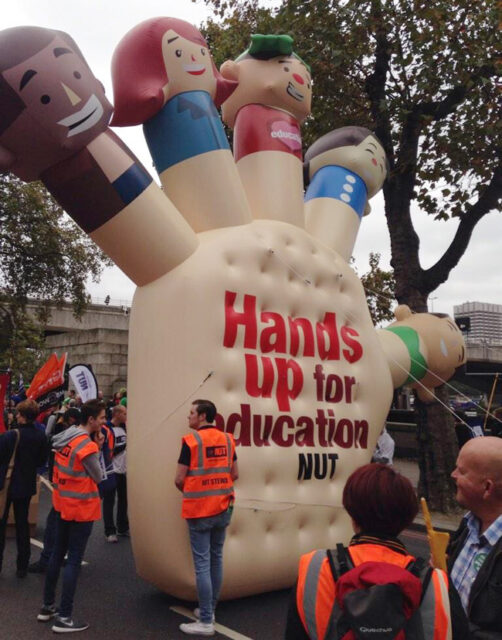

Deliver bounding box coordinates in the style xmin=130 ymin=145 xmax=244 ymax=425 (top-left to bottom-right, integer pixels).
xmin=30 ymin=538 xmax=89 ymax=566
xmin=171 ymin=605 xmax=254 ymax=640
xmin=39 ymin=475 xmax=54 ymax=492
xmin=30 ymin=537 xmax=44 ymax=550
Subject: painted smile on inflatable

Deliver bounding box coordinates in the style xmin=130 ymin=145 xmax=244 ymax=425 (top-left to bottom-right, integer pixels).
xmin=57 ymin=94 xmax=105 ymax=136
xmin=0 ymin=21 xmax=465 ymax=601
xmin=287 ymin=80 xmax=305 ymax=101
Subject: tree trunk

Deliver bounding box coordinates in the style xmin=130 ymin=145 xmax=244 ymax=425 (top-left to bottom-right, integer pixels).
xmin=415 ymin=384 xmax=459 ymax=512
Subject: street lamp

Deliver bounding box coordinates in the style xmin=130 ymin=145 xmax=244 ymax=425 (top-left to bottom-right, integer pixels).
xmin=429 ymin=296 xmax=438 ymax=312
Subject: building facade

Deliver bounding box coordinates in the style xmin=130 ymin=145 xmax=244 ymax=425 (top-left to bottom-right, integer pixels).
xmin=454 ymin=301 xmax=502 ymax=344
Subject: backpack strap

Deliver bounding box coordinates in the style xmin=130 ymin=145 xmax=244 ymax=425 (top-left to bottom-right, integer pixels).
xmin=405 ymin=556 xmax=433 ymax=604
xmin=337 ymin=543 xmax=353 ymax=575
xmin=326 ymin=543 xmax=354 ymax=582
xmin=326 ymin=548 xmax=339 ymax=581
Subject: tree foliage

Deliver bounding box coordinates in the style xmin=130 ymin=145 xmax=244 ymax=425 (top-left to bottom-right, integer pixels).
xmin=202 ymin=0 xmax=501 ymax=307
xmin=360 ymin=253 xmax=396 ymax=325
xmin=200 ymin=0 xmax=501 ymax=511
xmin=0 ymin=175 xmax=111 ymax=378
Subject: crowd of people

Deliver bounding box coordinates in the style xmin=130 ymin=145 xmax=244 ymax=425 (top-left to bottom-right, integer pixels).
xmin=0 ymin=390 xmax=129 ymax=633
xmin=1 ymin=392 xmax=502 ymax=638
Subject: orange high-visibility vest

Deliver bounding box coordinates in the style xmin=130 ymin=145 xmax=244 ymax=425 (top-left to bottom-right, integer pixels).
xmin=296 ymin=543 xmax=452 ymax=640
xmin=182 ymin=428 xmax=235 ymax=519
xmin=52 ymin=433 xmax=101 ymax=522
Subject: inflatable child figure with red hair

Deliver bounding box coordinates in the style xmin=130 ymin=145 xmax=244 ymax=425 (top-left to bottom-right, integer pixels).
xmin=111 ymin=17 xmax=252 ymax=233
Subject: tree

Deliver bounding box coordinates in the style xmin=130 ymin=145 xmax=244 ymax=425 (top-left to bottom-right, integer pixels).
xmin=201 ymin=0 xmax=501 ymax=510
xmin=360 ymin=253 xmax=396 ymax=325
xmin=0 ymin=175 xmax=111 ymax=379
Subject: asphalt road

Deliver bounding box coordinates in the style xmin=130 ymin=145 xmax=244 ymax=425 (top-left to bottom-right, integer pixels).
xmin=0 ymin=485 xmax=429 ymax=640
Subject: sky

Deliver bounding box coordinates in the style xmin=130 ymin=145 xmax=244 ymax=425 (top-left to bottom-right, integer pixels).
xmin=3 ymin=0 xmax=500 ymax=317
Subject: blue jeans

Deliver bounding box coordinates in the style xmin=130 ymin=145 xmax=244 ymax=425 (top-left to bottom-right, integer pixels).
xmin=187 ymin=508 xmax=232 ymax=624
xmin=43 ymin=513 xmax=93 ymax=618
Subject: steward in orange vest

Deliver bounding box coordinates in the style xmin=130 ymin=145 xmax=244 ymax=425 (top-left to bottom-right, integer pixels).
xmin=285 ymin=464 xmax=469 ymax=640
xmin=52 ymin=430 xmax=101 ymax=521
xmin=294 ymin=539 xmax=455 ymax=640
xmin=175 ymin=400 xmax=238 ymax=636
xmin=40 ymin=399 xmax=107 ymax=632
xmin=181 ymin=428 xmax=235 ymax=519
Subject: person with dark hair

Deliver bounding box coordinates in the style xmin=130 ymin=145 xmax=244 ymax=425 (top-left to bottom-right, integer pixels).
xmin=175 ymin=399 xmax=238 ymax=636
xmin=29 ymin=408 xmax=81 ymax=574
xmin=101 ymin=404 xmax=128 ymax=542
xmin=37 ymin=399 xmax=106 ymax=633
xmin=0 ymin=399 xmax=48 ymax=577
xmin=448 ymin=436 xmax=502 ymax=638
xmin=285 ymin=463 xmax=469 ymax=640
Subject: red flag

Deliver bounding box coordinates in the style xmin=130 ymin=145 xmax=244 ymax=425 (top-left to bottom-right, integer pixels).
xmin=27 ymin=353 xmax=67 ymax=403
xmin=0 ymin=372 xmax=9 ymax=433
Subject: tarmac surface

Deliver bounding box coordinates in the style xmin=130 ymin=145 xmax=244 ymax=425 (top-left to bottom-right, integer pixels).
xmin=0 ymin=460 xmax=456 ymax=639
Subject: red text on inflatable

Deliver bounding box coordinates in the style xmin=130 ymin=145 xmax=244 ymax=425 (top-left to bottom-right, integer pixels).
xmin=223 ymin=291 xmax=364 ymax=412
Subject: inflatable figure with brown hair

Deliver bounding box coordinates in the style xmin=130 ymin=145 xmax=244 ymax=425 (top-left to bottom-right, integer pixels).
xmin=0 ymin=22 xmax=465 ymax=600
xmin=111 ymin=17 xmax=251 ymax=234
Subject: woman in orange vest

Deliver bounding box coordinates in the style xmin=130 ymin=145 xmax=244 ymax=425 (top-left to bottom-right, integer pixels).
xmin=286 ymin=464 xmax=470 ymax=640
xmin=175 ymin=399 xmax=238 ymax=637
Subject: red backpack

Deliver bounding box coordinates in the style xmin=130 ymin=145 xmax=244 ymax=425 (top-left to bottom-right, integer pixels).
xmin=326 ymin=544 xmax=431 ymax=640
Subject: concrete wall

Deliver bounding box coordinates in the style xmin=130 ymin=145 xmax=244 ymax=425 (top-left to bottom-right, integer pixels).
xmin=28 ymin=301 xmax=130 ymax=333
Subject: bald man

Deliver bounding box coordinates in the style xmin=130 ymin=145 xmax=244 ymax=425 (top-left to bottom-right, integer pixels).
xmin=448 ymin=436 xmax=502 ymax=639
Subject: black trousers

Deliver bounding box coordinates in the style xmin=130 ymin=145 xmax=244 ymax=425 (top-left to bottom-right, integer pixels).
xmin=102 ymin=474 xmax=128 ymax=536
xmin=0 ymin=495 xmax=32 ymax=571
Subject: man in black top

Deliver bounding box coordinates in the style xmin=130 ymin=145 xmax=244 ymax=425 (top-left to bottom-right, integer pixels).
xmin=448 ymin=436 xmax=502 ymax=639
xmin=0 ymin=399 xmax=48 ymax=577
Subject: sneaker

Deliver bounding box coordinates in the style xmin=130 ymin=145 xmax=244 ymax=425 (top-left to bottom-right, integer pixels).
xmin=117 ymin=530 xmax=130 ymax=537
xmin=37 ymin=604 xmax=57 ymax=622
xmin=179 ymin=621 xmax=215 ymax=636
xmin=105 ymin=534 xmax=118 ymax=543
xmin=52 ymin=616 xmax=89 ymax=633
xmin=29 ymin=560 xmax=48 ymax=574
xmin=194 ymin=608 xmax=215 ymax=623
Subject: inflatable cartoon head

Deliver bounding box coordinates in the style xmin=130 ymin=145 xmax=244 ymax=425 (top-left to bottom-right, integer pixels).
xmin=304 ymin=126 xmax=389 ymax=198
xmin=220 ymin=34 xmax=312 ymax=128
xmin=0 ymin=26 xmax=112 ymax=180
xmin=111 ymin=17 xmax=237 ymax=126
xmin=392 ymin=305 xmax=466 ymax=401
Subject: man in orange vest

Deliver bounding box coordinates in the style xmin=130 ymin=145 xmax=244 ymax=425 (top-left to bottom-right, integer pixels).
xmin=37 ymin=399 xmax=106 ymax=634
xmin=175 ymin=399 xmax=238 ymax=637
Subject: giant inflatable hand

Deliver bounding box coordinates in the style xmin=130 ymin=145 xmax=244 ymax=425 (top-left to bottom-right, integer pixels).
xmin=0 ymin=24 xmax=465 ymax=601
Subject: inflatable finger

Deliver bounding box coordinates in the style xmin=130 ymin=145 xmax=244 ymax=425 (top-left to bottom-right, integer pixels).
xmin=111 ymin=17 xmax=252 ymax=233
xmin=221 ymin=34 xmax=312 ymax=228
xmin=0 ymin=26 xmax=197 ymax=286
xmin=304 ymin=126 xmax=388 ymax=262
